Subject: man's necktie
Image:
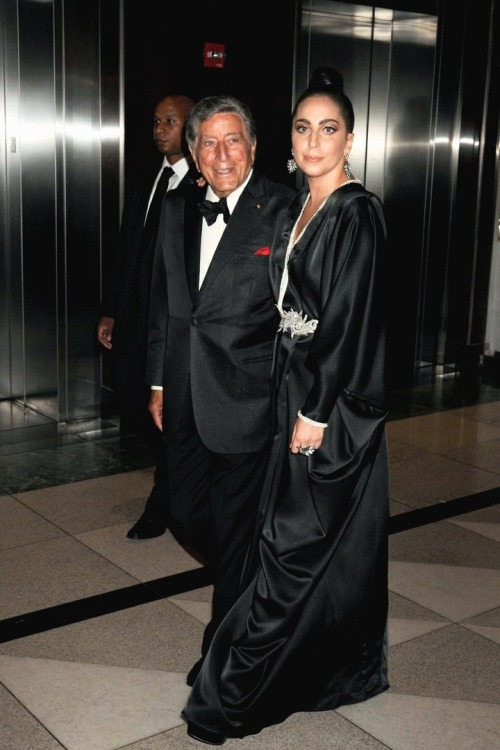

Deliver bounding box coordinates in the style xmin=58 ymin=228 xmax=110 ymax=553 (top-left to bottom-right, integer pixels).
xmin=198 ymin=196 xmax=230 ymax=226
xmin=143 ymin=166 xmax=174 ymax=241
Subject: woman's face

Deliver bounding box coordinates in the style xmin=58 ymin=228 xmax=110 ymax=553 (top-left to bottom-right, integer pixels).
xmin=291 ymin=94 xmax=353 ymax=180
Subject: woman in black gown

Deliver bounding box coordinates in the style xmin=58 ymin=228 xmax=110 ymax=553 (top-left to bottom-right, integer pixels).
xmin=183 ymin=68 xmax=390 ymax=745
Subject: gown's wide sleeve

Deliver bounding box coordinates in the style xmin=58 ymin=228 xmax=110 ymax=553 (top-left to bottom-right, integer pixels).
xmin=297 ymin=191 xmax=388 ymax=425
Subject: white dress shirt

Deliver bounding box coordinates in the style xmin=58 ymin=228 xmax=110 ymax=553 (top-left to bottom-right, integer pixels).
xmin=146 ymin=156 xmax=190 ymax=218
xmin=198 ymin=170 xmax=253 ymax=287
xmin=151 ymin=169 xmax=253 ymax=389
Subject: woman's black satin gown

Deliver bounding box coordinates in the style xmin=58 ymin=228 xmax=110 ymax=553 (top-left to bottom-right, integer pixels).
xmin=183 ymin=183 xmax=391 ymax=740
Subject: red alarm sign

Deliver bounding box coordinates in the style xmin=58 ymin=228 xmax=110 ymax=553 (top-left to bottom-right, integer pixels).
xmin=204 ymin=42 xmax=226 ymax=69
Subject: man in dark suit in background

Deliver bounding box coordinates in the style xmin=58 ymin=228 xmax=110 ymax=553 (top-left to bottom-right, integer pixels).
xmin=147 ymin=94 xmax=296 ymax=685
xmin=97 ymin=94 xmax=197 ymax=540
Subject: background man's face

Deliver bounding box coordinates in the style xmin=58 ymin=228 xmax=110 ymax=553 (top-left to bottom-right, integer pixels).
xmin=153 ymin=97 xmax=191 ymax=164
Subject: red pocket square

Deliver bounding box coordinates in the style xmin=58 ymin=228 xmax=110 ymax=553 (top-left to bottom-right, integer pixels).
xmin=254 ymin=246 xmax=271 ymax=256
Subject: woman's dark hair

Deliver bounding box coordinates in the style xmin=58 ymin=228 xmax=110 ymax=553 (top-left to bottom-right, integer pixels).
xmin=185 ymin=94 xmax=257 ymax=149
xmin=292 ymin=67 xmax=355 ymax=133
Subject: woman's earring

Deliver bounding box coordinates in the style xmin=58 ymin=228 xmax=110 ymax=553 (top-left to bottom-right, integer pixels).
xmin=343 ymin=153 xmax=354 ymax=180
xmin=287 ymin=155 xmax=297 ymax=174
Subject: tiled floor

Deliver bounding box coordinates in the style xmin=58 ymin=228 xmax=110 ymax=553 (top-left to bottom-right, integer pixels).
xmin=0 ymin=371 xmax=499 ymax=750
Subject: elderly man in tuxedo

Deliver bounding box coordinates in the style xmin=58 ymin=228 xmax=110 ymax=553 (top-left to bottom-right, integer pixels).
xmin=97 ymin=94 xmax=197 ymax=540
xmin=147 ymin=94 xmax=296 ymax=685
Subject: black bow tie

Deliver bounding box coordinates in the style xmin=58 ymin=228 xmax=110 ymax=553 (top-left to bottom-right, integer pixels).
xmin=198 ymin=197 xmax=230 ymax=226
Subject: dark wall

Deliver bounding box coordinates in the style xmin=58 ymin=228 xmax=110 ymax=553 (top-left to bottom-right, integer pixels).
xmin=123 ymin=0 xmax=298 ymax=184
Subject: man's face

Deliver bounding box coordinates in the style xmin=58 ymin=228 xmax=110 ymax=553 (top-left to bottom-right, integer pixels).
xmin=153 ymin=97 xmax=191 ymax=164
xmin=190 ymin=113 xmax=256 ymax=198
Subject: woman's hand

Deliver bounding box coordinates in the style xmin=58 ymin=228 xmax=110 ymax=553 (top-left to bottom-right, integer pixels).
xmin=289 ymin=418 xmax=324 ymax=454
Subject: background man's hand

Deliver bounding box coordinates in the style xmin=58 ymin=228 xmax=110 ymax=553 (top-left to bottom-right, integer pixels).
xmin=97 ymin=316 xmax=114 ymax=350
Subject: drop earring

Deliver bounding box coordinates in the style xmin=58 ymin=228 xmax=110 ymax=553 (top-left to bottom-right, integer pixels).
xmin=343 ymin=153 xmax=354 ymax=180
xmin=287 ymin=153 xmax=297 ymax=174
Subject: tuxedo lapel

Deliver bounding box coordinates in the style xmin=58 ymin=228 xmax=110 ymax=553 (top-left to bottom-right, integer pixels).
xmin=131 ymin=163 xmax=161 ymax=262
xmin=184 ymin=189 xmax=204 ymax=303
xmin=199 ymin=176 xmax=269 ymax=291
xmin=140 ymin=162 xmax=162 ymax=215
xmin=178 ymin=163 xmax=200 ymax=190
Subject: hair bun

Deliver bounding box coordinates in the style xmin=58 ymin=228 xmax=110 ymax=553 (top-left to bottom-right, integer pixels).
xmin=308 ymin=67 xmax=344 ymax=94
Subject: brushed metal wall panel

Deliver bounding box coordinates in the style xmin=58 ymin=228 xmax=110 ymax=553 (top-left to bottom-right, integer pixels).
xmin=0 ymin=4 xmax=11 ymax=399
xmin=58 ymin=0 xmax=103 ymax=422
xmin=383 ymin=11 xmax=437 ymax=371
xmin=1 ymin=0 xmax=121 ymax=423
xmin=296 ymin=3 xmax=394 ymax=190
xmin=1 ymin=0 xmax=23 ymax=401
xmin=17 ymin=0 xmax=58 ymax=419
xmin=296 ymin=1 xmax=437 ymax=384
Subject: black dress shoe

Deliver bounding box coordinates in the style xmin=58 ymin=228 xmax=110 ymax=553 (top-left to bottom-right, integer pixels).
xmin=186 ymin=721 xmax=226 ymax=745
xmin=186 ymin=657 xmax=204 ymax=686
xmin=126 ymin=516 xmax=168 ymax=540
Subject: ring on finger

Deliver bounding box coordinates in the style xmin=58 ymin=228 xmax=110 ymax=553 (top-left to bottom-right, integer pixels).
xmin=298 ymin=445 xmax=315 ymax=456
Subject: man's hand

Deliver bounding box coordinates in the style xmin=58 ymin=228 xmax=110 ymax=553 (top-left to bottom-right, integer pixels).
xmin=97 ymin=316 xmax=115 ymax=350
xmin=149 ymin=389 xmax=163 ymax=431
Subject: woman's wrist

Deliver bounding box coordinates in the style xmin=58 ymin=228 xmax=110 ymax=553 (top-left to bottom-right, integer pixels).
xmin=297 ymin=410 xmax=328 ymax=428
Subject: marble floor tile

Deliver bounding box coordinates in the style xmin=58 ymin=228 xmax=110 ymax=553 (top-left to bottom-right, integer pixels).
xmin=170 ymin=599 xmax=212 ymax=626
xmin=0 ymin=655 xmax=191 ymax=750
xmin=0 ymin=441 xmax=146 ymax=494
xmin=450 ymin=519 xmax=500 ymax=543
xmin=0 ymin=429 xmax=83 ymax=456
xmin=75 ymin=526 xmax=202 ymax=581
xmin=0 ymin=683 xmax=63 ymax=750
xmin=0 ymin=495 xmax=65 ymax=550
xmin=386 ymin=411 xmax=500 ymax=455
xmin=230 ymin=707 xmax=391 ymax=750
xmin=0 ymin=389 xmax=499 ymax=750
xmin=463 ymin=622 xmax=500 ymax=645
xmin=387 ymin=624 xmax=500 ymax=702
xmin=0 ymin=600 xmax=203 ymax=672
xmin=337 ymin=692 xmax=500 ymax=750
xmin=170 ymin=585 xmax=213 ymax=604
xmin=389 ymin=497 xmax=414 ymax=515
xmin=0 ymin=400 xmax=53 ymax=430
xmin=11 ymin=469 xmax=155 ymax=533
xmin=387 ymin=617 xmax=449 ymax=646
xmin=388 ymin=561 xmax=500 ymax=621
xmin=441 ymin=438 xmax=500 ymax=475
xmin=388 ymin=591 xmax=449 ymax=621
xmin=389 ymin=520 xmax=500 ymax=567
xmin=455 ymin=401 xmax=500 ymax=424
xmin=0 ymin=656 xmax=395 ymax=750
xmin=464 ymin=606 xmax=500 ymax=627
xmin=388 ymin=449 xmax=500 ymax=506
xmin=449 ymin=503 xmax=500 ymax=522
xmin=0 ymin=536 xmax=137 ymax=619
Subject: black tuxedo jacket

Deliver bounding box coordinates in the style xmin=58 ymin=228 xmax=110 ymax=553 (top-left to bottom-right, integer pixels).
xmin=146 ymin=170 xmax=296 ymax=454
xmin=102 ymin=158 xmax=200 ymax=348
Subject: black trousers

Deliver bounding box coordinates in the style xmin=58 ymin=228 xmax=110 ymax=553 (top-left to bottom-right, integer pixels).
xmin=164 ymin=397 xmax=269 ymax=656
xmin=112 ymin=342 xmax=169 ymax=523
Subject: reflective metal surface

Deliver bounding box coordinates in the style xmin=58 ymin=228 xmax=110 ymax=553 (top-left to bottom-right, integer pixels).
xmin=1 ymin=0 xmax=23 ymax=403
xmin=19 ymin=0 xmax=58 ymax=418
xmin=0 ymin=0 xmax=121 ymax=423
xmin=296 ymin=2 xmax=438 ymax=384
xmin=1 ymin=0 xmax=498 ymax=424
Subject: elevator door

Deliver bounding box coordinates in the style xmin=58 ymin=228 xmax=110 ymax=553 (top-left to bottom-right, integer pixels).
xmin=0 ymin=0 xmax=121 ymax=425
xmin=296 ymin=1 xmax=438 ymax=387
